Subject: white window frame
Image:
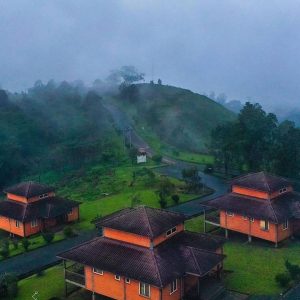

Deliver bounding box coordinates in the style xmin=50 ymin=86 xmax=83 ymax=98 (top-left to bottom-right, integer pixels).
xmin=93 ymin=268 xmax=103 ymax=275
xmin=283 ymin=219 xmax=289 ymax=230
xmin=139 ymin=282 xmax=150 ymax=298
xmin=242 ymin=215 xmax=248 ymax=220
xmin=260 ymin=220 xmax=269 ymax=231
xmin=15 ymin=220 xmax=20 ymax=228
xmin=279 ymin=188 xmax=287 ymax=194
xmin=170 ymin=279 xmax=177 ymax=294
xmin=115 ymin=275 xmax=120 ymax=281
xmin=125 ymin=277 xmax=130 ymax=284
xmin=226 ymin=211 xmax=234 ymax=217
xmin=166 ymin=226 xmax=177 ymax=237
xmin=39 ymin=193 xmax=48 ymax=199
xmin=68 ymin=208 xmax=74 ymax=215
xmin=31 ymin=219 xmax=38 ymax=228
xmin=249 ymin=217 xmax=254 ymax=222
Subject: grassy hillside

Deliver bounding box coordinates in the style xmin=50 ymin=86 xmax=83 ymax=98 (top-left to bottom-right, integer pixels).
xmin=114 ymin=83 xmax=235 ymax=153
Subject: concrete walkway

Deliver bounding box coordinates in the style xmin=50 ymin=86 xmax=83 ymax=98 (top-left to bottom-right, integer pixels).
xmin=0 ymin=230 xmax=97 ymax=278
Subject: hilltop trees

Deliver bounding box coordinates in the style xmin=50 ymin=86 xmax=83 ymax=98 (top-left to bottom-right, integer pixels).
xmin=211 ymin=102 xmax=300 ymax=178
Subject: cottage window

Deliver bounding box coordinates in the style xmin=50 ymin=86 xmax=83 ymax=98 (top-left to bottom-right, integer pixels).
xmin=93 ymin=268 xmax=103 ymax=275
xmin=283 ymin=219 xmax=289 ymax=230
xmin=170 ymin=279 xmax=177 ymax=294
xmin=260 ymin=220 xmax=269 ymax=231
xmin=15 ymin=220 xmax=20 ymax=228
xmin=31 ymin=219 xmax=38 ymax=228
xmin=249 ymin=217 xmax=254 ymax=222
xmin=166 ymin=227 xmax=177 ymax=236
xmin=68 ymin=208 xmax=73 ymax=215
xmin=139 ymin=282 xmax=150 ymax=297
xmin=39 ymin=193 xmax=48 ymax=199
xmin=226 ymin=211 xmax=234 ymax=217
xmin=125 ymin=278 xmax=130 ymax=284
xmin=279 ymin=188 xmax=287 ymax=194
xmin=115 ymin=275 xmax=120 ymax=281
xmin=242 ymin=215 xmax=248 ymax=220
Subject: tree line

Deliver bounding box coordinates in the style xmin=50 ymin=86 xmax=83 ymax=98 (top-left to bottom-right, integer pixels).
xmin=211 ymin=102 xmax=300 ymax=178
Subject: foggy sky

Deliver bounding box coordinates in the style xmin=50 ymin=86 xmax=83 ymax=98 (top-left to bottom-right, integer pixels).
xmin=1 ymin=0 xmax=300 ymax=109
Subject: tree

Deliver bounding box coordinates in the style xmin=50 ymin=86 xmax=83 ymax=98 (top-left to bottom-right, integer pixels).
xmin=130 ymin=193 xmax=142 ymax=208
xmin=0 ymin=238 xmax=9 ymax=258
xmin=182 ymin=167 xmax=202 ymax=193
xmin=285 ymin=260 xmax=300 ymax=280
xmin=0 ymin=273 xmax=18 ymax=298
xmin=157 ymin=79 xmax=162 ymax=85
xmin=172 ymin=194 xmax=180 ymax=205
xmin=275 ymin=273 xmax=290 ymax=287
xmin=21 ymin=238 xmax=30 ymax=251
xmin=108 ymin=66 xmax=144 ymax=85
xmin=42 ymin=231 xmax=55 ymax=244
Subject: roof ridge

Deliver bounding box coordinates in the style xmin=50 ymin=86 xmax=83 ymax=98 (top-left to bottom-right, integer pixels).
xmin=268 ymin=197 xmax=279 ymax=223
xmin=26 ymin=181 xmax=32 ymax=198
xmin=150 ymin=249 xmax=163 ymax=287
xmin=143 ymin=207 xmax=154 ymax=238
xmin=188 ymin=246 xmax=201 ymax=274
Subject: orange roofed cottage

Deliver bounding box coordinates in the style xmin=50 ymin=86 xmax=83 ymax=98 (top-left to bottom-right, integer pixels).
xmin=0 ymin=181 xmax=80 ymax=237
xmin=205 ymin=172 xmax=300 ymax=246
xmin=58 ymin=206 xmax=225 ymax=300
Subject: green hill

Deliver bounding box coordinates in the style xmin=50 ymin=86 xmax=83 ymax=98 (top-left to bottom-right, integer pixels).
xmin=114 ymin=83 xmax=235 ymax=153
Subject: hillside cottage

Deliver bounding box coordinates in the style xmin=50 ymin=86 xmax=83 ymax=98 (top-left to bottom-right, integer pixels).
xmin=205 ymin=172 xmax=300 ymax=246
xmin=58 ymin=206 xmax=225 ymax=300
xmin=0 ymin=181 xmax=80 ymax=237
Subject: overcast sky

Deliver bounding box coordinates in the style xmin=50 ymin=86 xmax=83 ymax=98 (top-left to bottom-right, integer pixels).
xmin=0 ymin=1 xmax=299 ymax=109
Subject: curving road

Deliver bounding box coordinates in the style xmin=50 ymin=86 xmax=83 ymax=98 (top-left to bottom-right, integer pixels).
xmin=105 ymin=102 xmax=229 ymax=217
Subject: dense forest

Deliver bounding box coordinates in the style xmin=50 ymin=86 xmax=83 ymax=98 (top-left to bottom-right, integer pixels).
xmin=212 ymin=102 xmax=300 ymax=178
xmin=0 ymin=82 xmax=124 ymax=188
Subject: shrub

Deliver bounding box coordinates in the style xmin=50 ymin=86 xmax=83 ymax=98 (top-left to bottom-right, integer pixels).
xmin=0 ymin=273 xmax=18 ymax=298
xmin=285 ymin=260 xmax=300 ymax=280
xmin=42 ymin=231 xmax=55 ymax=244
xmin=275 ymin=273 xmax=290 ymax=287
xmin=0 ymin=238 xmax=10 ymax=258
xmin=11 ymin=239 xmax=19 ymax=250
xmin=159 ymin=198 xmax=167 ymax=208
xmin=152 ymin=154 xmax=162 ymax=163
xmin=63 ymin=226 xmax=75 ymax=238
xmin=171 ymin=194 xmax=180 ymax=205
xmin=21 ymin=238 xmax=30 ymax=251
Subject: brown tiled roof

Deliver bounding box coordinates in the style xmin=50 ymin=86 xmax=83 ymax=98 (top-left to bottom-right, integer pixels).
xmin=207 ymin=191 xmax=300 ymax=223
xmin=58 ymin=231 xmax=224 ymax=287
xmin=0 ymin=197 xmax=80 ymax=222
xmin=231 ymin=172 xmax=291 ymax=193
xmin=94 ymin=206 xmax=186 ymax=238
xmin=4 ymin=181 xmax=55 ymax=198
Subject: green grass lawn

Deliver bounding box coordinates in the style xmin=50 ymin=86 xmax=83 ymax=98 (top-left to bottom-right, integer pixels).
xmin=1 ymin=232 xmax=65 ymax=262
xmin=16 ymin=264 xmax=65 ymax=300
xmin=185 ymin=216 xmax=300 ymax=296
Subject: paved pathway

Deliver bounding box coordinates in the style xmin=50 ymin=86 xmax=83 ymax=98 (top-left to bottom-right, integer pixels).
xmin=0 ymin=230 xmax=97 ymax=278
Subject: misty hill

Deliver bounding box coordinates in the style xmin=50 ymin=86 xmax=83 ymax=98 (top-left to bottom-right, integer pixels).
xmin=114 ymin=83 xmax=235 ymax=152
xmin=0 ymin=83 xmax=123 ymax=187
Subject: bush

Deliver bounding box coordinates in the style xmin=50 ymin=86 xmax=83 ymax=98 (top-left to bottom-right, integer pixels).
xmin=0 ymin=238 xmax=10 ymax=258
xmin=159 ymin=198 xmax=167 ymax=208
xmin=21 ymin=238 xmax=30 ymax=251
xmin=63 ymin=226 xmax=75 ymax=238
xmin=11 ymin=239 xmax=19 ymax=250
xmin=42 ymin=231 xmax=55 ymax=244
xmin=171 ymin=194 xmax=180 ymax=205
xmin=275 ymin=273 xmax=290 ymax=287
xmin=285 ymin=260 xmax=300 ymax=280
xmin=0 ymin=273 xmax=18 ymax=298
xmin=152 ymin=154 xmax=162 ymax=163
